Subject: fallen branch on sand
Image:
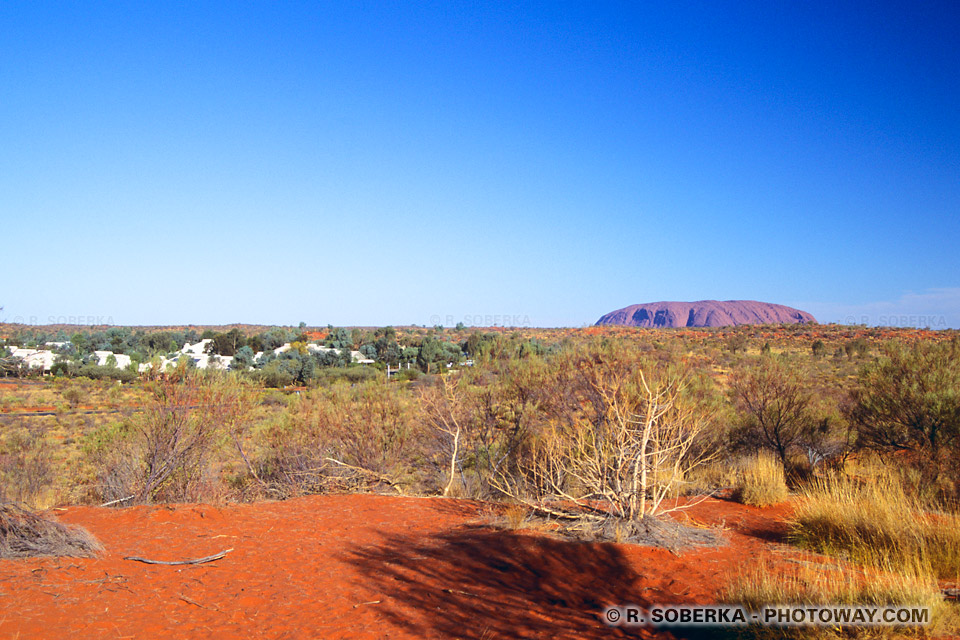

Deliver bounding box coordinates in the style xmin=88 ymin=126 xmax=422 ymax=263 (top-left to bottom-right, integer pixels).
xmin=352 ymin=600 xmax=381 ymax=608
xmin=123 ymin=548 xmax=233 ymax=565
xmin=100 ymin=495 xmax=135 ymax=508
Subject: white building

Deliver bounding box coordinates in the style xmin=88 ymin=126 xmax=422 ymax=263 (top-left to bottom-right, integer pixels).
xmin=94 ymin=350 xmax=132 ymax=369
xmin=8 ymin=348 xmax=57 ymax=371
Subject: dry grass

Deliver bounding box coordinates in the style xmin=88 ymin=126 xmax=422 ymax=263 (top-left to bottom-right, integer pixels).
xmin=728 ymin=556 xmax=942 ymax=608
xmin=725 ymin=556 xmax=958 ymax=638
xmin=0 ymin=502 xmax=103 ymax=558
xmin=735 ymin=452 xmax=789 ymax=507
xmin=726 ymin=467 xmax=960 ymax=638
xmin=790 ymin=473 xmax=960 ymax=580
xmin=683 ymin=459 xmax=740 ymax=494
xmin=501 ymin=503 xmax=530 ymax=530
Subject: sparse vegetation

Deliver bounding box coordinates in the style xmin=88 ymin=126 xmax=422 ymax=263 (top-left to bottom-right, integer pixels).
xmin=2 ymin=322 xmax=960 ymax=637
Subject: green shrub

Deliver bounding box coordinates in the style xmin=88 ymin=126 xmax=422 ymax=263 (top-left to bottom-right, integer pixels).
xmin=315 ymin=366 xmax=379 ymax=385
xmin=76 ymin=364 xmax=136 ymax=383
xmin=393 ymin=367 xmax=422 ymax=382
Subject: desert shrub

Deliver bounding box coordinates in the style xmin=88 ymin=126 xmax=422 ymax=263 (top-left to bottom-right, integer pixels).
xmin=0 ymin=503 xmax=103 ymax=559
xmin=419 ymin=356 xmax=556 ymax=499
xmin=85 ymin=372 xmax=251 ymax=504
xmin=392 ymin=367 xmax=421 ymax=382
xmin=247 ymin=381 xmax=422 ymax=497
xmin=492 ymin=342 xmax=720 ymax=521
xmin=847 ymin=340 xmax=960 ymax=499
xmin=315 ymin=366 xmax=379 ymax=385
xmin=76 ymin=364 xmax=136 ymax=383
xmin=728 ymin=355 xmax=816 ymax=467
xmin=499 ymin=503 xmax=531 ymax=530
xmin=259 ymin=390 xmax=290 ymax=407
xmin=62 ymin=385 xmax=87 ymax=408
xmin=682 ymin=460 xmax=739 ymax=495
xmin=735 ymin=452 xmax=788 ymax=507
xmin=257 ymin=360 xmax=296 ymax=388
xmin=0 ymin=427 xmax=53 ymax=509
xmin=790 ymin=472 xmax=960 ymax=579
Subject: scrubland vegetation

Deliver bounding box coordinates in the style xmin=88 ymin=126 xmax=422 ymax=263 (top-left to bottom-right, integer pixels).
xmin=2 ymin=322 xmax=959 ymax=634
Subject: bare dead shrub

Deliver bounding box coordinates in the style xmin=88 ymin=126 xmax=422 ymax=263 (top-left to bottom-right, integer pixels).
xmin=419 ymin=358 xmax=550 ymax=499
xmin=420 ymin=374 xmax=467 ymax=496
xmin=0 ymin=503 xmax=103 ymax=558
xmin=493 ymin=345 xmax=720 ymax=526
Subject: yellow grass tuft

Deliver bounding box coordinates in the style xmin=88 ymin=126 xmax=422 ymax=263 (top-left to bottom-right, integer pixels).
xmin=736 ymin=452 xmax=789 ymax=507
xmin=725 ymin=556 xmax=958 ymax=638
xmin=790 ymin=472 xmax=960 ymax=580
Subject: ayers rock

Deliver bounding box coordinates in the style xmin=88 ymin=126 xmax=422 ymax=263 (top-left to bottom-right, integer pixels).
xmin=595 ymin=300 xmax=817 ymax=328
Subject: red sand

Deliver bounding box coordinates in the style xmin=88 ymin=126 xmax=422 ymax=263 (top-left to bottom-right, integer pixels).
xmin=1 ymin=495 xmax=795 ymax=639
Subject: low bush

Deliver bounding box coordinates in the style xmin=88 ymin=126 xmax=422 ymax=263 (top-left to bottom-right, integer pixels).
xmin=76 ymin=364 xmax=136 ymax=383
xmin=392 ymin=367 xmax=422 ymax=382
xmin=84 ymin=373 xmax=251 ymax=504
xmin=315 ymin=366 xmax=380 ymax=385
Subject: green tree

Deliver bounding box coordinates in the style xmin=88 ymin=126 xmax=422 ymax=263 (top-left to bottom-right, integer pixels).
xmin=811 ymin=339 xmax=826 ymax=358
xmin=326 ymin=328 xmax=352 ymax=349
xmin=729 ymin=356 xmax=816 ymax=466
xmin=209 ymin=329 xmax=245 ymax=357
xmin=847 ymin=341 xmax=960 ymax=486
xmin=417 ymin=337 xmax=441 ymax=373
xmin=231 ymin=345 xmax=255 ymax=370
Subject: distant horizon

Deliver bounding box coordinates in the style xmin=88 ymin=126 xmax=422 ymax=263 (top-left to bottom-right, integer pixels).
xmin=2 ymin=296 xmax=957 ymax=332
xmin=3 ymin=4 xmax=957 ymax=330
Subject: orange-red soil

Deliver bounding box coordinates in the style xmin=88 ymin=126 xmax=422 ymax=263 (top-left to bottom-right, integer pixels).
xmin=1 ymin=495 xmax=794 ymax=639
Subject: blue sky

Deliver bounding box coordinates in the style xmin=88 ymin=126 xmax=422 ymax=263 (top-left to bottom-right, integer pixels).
xmin=2 ymin=1 xmax=958 ymax=328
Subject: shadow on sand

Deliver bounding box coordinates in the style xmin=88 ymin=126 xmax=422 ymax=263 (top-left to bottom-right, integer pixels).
xmin=345 ymin=524 xmax=747 ymax=639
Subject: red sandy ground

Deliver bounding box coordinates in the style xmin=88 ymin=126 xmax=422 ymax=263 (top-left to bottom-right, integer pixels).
xmin=1 ymin=495 xmax=794 ymax=639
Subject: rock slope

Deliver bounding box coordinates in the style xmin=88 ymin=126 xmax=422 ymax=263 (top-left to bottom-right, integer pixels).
xmin=595 ymin=300 xmax=817 ymax=328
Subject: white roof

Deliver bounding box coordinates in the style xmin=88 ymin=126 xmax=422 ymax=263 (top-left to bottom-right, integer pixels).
xmin=10 ymin=349 xmax=57 ymax=370
xmin=94 ymin=351 xmax=132 ymax=369
xmin=181 ymin=339 xmax=212 ymax=357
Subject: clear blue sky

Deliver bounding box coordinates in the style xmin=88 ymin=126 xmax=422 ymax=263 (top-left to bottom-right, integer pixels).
xmin=2 ymin=1 xmax=958 ymax=328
